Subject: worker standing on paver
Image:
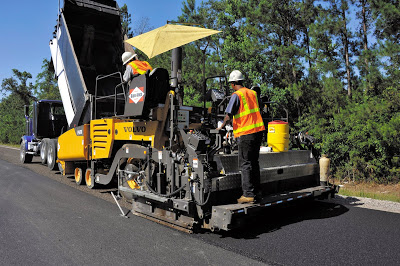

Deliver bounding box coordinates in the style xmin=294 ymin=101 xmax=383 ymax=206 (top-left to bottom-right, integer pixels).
xmin=122 ymin=52 xmax=153 ymax=84
xmin=217 ymin=70 xmax=265 ymax=203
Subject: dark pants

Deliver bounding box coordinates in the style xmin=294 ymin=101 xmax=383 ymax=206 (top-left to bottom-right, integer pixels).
xmin=238 ymin=131 xmax=263 ymax=197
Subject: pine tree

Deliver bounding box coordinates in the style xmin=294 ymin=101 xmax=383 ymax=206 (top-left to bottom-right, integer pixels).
xmin=34 ymin=59 xmax=60 ymax=100
xmin=120 ymin=4 xmax=133 ymax=38
xmin=1 ymin=69 xmax=36 ymax=105
xmin=0 ymin=69 xmax=36 ymax=144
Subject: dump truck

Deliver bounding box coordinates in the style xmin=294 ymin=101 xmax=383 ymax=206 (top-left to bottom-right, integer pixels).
xmin=20 ymin=100 xmax=67 ymax=168
xmin=21 ymin=0 xmax=337 ymax=233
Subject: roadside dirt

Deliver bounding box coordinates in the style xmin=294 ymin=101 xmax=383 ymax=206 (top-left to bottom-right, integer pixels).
xmin=334 ymin=180 xmax=400 ymax=200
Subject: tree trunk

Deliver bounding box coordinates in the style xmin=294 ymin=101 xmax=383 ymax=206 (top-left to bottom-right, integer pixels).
xmin=306 ymin=27 xmax=312 ymax=70
xmin=341 ymin=1 xmax=352 ymax=98
xmin=361 ymin=0 xmax=369 ymax=70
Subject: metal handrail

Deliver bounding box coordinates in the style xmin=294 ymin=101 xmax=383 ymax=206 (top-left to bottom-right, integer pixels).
xmin=113 ymin=82 xmax=126 ymax=116
xmin=94 ymin=72 xmax=124 ymax=119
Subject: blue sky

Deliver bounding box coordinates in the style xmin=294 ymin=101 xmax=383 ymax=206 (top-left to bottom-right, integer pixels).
xmin=0 ymin=0 xmax=183 ymax=86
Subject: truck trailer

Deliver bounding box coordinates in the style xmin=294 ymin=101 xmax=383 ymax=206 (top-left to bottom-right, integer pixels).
xmin=21 ymin=0 xmax=337 ymax=233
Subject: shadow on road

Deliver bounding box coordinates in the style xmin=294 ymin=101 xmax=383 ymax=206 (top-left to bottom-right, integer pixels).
xmin=333 ymin=196 xmax=364 ymax=206
xmin=213 ymin=199 xmax=349 ymax=239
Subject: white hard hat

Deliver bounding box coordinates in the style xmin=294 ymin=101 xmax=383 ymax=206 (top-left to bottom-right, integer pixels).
xmin=122 ymin=52 xmax=137 ymax=65
xmin=228 ymin=70 xmax=245 ymax=82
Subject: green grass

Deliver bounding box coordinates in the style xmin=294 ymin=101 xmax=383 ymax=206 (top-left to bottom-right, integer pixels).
xmin=339 ymin=188 xmax=400 ymax=203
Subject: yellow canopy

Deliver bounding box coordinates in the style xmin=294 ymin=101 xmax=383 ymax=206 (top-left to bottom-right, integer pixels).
xmin=125 ymin=24 xmax=221 ymax=59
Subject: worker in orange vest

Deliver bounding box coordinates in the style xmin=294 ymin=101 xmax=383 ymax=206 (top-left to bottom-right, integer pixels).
xmin=217 ymin=70 xmax=265 ymax=204
xmin=122 ymin=52 xmax=153 ymax=84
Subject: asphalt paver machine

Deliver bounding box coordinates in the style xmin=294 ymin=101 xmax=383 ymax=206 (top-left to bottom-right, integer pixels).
xmin=48 ymin=0 xmax=337 ymax=233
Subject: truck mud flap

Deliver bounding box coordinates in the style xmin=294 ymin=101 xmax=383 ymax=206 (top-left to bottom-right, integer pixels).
xmin=209 ymin=185 xmax=336 ymax=231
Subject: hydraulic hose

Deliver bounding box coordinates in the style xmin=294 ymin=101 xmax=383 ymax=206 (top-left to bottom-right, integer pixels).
xmin=191 ymin=189 xmax=211 ymax=206
xmin=190 ymin=180 xmax=212 ymax=206
xmin=145 ymin=181 xmax=186 ymax=198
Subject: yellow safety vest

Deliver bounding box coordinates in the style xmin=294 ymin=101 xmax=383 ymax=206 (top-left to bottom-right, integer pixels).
xmin=232 ymin=88 xmax=265 ymax=137
xmin=128 ymin=60 xmax=153 ymax=75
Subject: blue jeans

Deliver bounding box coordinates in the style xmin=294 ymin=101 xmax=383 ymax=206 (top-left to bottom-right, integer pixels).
xmin=238 ymin=131 xmax=263 ymax=197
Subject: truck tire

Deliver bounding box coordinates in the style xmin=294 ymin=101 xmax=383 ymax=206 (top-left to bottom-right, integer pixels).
xmin=74 ymin=167 xmax=85 ymax=185
xmin=47 ymin=139 xmax=58 ymax=170
xmin=20 ymin=141 xmax=33 ymax=163
xmin=40 ymin=139 xmax=48 ymax=165
xmin=85 ymin=168 xmax=96 ymax=189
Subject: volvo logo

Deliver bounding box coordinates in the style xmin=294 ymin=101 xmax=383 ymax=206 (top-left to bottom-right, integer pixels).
xmin=123 ymin=126 xmax=146 ymax=133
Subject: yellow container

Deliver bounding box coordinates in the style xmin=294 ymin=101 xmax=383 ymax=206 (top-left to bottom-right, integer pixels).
xmin=319 ymin=154 xmax=330 ymax=183
xmin=267 ymin=120 xmax=289 ymax=152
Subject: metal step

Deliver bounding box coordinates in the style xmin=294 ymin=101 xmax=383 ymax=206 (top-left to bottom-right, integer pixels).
xmin=209 ymin=185 xmax=336 ymax=231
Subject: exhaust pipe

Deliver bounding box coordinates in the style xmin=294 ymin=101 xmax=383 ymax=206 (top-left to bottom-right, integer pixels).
xmin=171 ymin=47 xmax=182 ymax=88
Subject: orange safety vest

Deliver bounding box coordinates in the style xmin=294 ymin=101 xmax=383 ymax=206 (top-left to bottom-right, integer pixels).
xmin=232 ymin=87 xmax=265 ymax=137
xmin=128 ymin=60 xmax=153 ymax=75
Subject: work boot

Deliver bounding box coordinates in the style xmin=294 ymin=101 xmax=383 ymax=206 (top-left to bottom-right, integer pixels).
xmin=237 ymin=195 xmax=255 ymax=204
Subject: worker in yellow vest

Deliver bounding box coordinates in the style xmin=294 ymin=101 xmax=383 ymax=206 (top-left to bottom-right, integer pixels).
xmin=217 ymin=70 xmax=265 ymax=204
xmin=122 ymin=52 xmax=153 ymax=83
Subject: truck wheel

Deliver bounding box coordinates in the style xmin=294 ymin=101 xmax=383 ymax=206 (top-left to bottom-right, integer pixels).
xmin=20 ymin=141 xmax=33 ymax=163
xmin=40 ymin=139 xmax=48 ymax=165
xmin=74 ymin=168 xmax=85 ymax=185
xmin=85 ymin=168 xmax=96 ymax=189
xmin=47 ymin=139 xmax=58 ymax=170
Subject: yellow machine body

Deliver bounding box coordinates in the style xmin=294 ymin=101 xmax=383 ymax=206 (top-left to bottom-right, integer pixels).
xmin=90 ymin=118 xmax=160 ymax=160
xmin=57 ymin=101 xmax=172 ymax=162
xmin=267 ymin=120 xmax=289 ymax=152
xmin=58 ymin=124 xmax=90 ymax=161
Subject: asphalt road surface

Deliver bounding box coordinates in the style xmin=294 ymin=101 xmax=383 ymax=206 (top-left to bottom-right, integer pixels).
xmin=1 ymin=146 xmax=399 ymax=265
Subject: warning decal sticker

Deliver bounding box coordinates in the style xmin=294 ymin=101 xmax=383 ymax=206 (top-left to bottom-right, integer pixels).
xmin=128 ymin=87 xmax=145 ymax=104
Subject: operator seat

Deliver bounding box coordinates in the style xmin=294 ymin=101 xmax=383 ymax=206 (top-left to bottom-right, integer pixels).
xmin=148 ymin=68 xmax=170 ymax=105
xmin=124 ymin=68 xmax=171 ymax=118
